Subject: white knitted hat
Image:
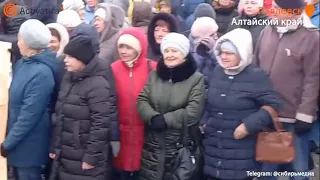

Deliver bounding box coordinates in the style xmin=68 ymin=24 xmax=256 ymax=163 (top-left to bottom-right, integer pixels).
xmin=117 ymin=34 xmax=142 ymax=53
xmin=161 ymin=33 xmax=190 ymax=58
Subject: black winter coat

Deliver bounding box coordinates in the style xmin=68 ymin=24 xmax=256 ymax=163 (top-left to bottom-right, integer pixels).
xmin=201 ymin=65 xmax=281 ymax=180
xmin=227 ymin=13 xmax=269 ymax=50
xmin=214 ymin=8 xmax=238 ymax=37
xmin=51 ymin=56 xmax=118 ymax=180
xmin=137 ymin=55 xmax=205 ymax=180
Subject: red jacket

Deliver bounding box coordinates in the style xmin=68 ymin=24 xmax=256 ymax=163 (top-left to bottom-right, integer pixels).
xmin=111 ymin=27 xmax=157 ymax=171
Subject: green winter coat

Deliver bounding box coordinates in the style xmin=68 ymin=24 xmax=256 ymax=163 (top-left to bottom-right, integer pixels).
xmin=137 ymin=54 xmax=205 ymax=180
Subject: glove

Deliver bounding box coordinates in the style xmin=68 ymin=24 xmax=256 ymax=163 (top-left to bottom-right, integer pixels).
xmin=0 ymin=143 xmax=8 ymax=158
xmin=150 ymin=115 xmax=168 ymax=131
xmin=294 ymin=119 xmax=313 ymax=134
xmin=110 ymin=141 xmax=120 ymax=157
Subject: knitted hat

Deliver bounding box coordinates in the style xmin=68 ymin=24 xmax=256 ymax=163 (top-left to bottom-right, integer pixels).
xmin=274 ymin=0 xmax=305 ymax=10
xmin=19 ymin=19 xmax=51 ymax=50
xmin=194 ymin=3 xmax=216 ymax=20
xmin=57 ymin=10 xmax=82 ymax=28
xmin=220 ymin=40 xmax=239 ymax=56
xmin=62 ymin=0 xmax=85 ymax=11
xmin=191 ymin=17 xmax=219 ymax=38
xmin=161 ymin=33 xmax=190 ymax=58
xmin=94 ymin=8 xmax=107 ymax=19
xmin=117 ymin=34 xmax=142 ymax=54
xmin=64 ymin=36 xmax=95 ymax=64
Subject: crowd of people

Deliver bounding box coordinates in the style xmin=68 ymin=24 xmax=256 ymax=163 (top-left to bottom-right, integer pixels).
xmin=0 ymin=0 xmax=319 ymax=180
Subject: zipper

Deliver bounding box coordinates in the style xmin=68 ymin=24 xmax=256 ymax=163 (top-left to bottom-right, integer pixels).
xmin=129 ymin=67 xmax=134 ymax=170
xmin=169 ymin=69 xmax=172 ymax=83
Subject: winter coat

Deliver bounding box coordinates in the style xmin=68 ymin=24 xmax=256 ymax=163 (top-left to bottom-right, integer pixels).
xmin=3 ymin=49 xmax=58 ymax=167
xmin=137 ymin=54 xmax=205 ymax=180
xmin=29 ymin=0 xmax=58 ymax=24
xmin=111 ymin=28 xmax=157 ymax=171
xmin=254 ymin=14 xmax=320 ymax=124
xmin=97 ymin=3 xmax=125 ymax=66
xmin=214 ymin=7 xmax=238 ymax=36
xmin=147 ymin=12 xmax=179 ymax=61
xmin=183 ymin=0 xmax=205 ymax=19
xmin=84 ymin=4 xmax=95 ymax=24
xmin=227 ymin=13 xmax=269 ymax=50
xmin=202 ymin=28 xmax=281 ymax=180
xmin=310 ymin=3 xmax=320 ymax=28
xmin=132 ymin=1 xmax=153 ymax=34
xmin=51 ymin=56 xmax=118 ymax=180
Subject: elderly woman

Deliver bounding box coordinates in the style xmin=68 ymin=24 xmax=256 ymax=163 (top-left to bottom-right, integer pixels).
xmin=137 ymin=32 xmax=205 ymax=180
xmin=201 ymin=28 xmax=282 ymax=180
xmin=62 ymin=0 xmax=85 ymax=21
xmin=0 ymin=19 xmax=57 ymax=180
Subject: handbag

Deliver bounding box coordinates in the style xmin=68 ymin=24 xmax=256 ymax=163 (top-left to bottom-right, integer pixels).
xmin=255 ymin=106 xmax=295 ymax=163
xmin=173 ymin=119 xmax=204 ymax=180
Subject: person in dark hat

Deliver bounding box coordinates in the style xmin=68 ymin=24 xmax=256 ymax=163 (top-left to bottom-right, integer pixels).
xmin=254 ymin=0 xmax=319 ymax=179
xmin=49 ymin=23 xmax=119 ymax=180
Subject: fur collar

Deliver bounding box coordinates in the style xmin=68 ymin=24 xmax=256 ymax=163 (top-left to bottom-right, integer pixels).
xmin=156 ymin=54 xmax=197 ymax=83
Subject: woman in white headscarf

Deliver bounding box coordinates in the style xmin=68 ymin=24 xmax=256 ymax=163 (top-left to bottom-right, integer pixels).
xmin=201 ymin=28 xmax=282 ymax=180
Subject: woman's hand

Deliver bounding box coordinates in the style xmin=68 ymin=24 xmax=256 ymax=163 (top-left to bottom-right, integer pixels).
xmin=199 ymin=124 xmax=206 ymax=134
xmin=82 ymin=162 xmax=94 ymax=170
xmin=233 ymin=123 xmax=248 ymax=139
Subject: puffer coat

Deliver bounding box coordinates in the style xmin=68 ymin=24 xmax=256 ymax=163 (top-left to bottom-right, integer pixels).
xmin=51 ymin=56 xmax=118 ymax=180
xmin=137 ymin=54 xmax=205 ymax=180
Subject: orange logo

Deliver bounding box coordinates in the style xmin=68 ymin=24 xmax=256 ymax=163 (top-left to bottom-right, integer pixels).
xmin=3 ymin=3 xmax=18 ymax=17
xmin=304 ymin=4 xmax=315 ymax=18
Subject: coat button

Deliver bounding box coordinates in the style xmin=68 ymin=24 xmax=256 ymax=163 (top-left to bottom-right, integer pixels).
xmin=220 ymin=94 xmax=226 ymax=97
xmin=228 ymin=76 xmax=234 ymax=79
xmin=217 ymin=160 xmax=221 ymax=166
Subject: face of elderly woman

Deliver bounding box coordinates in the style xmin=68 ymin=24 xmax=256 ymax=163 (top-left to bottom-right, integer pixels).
xmin=220 ymin=49 xmax=240 ymax=68
xmin=243 ymin=0 xmax=261 ymax=16
xmin=17 ymin=33 xmax=30 ymax=56
xmin=163 ymin=47 xmax=185 ymax=68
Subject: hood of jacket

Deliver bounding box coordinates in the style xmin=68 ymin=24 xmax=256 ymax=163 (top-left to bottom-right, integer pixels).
xmin=147 ymin=12 xmax=179 ymax=55
xmin=46 ymin=23 xmax=70 ymax=58
xmin=69 ymin=22 xmax=100 ymax=54
xmin=97 ymin=3 xmax=125 ymax=43
xmin=214 ymin=28 xmax=253 ymax=75
xmin=183 ymin=0 xmax=205 ymax=18
xmin=26 ymin=48 xmax=59 ymax=83
xmin=69 ymin=55 xmax=111 ymax=82
xmin=104 ymin=0 xmax=129 ymax=16
xmin=132 ymin=2 xmax=153 ymax=27
xmin=118 ymin=27 xmax=148 ymax=66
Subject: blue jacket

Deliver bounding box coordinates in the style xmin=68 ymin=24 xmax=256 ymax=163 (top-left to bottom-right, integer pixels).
xmin=201 ymin=65 xmax=281 ymax=179
xmin=4 ymin=49 xmax=57 ymax=167
xmin=84 ymin=5 xmax=95 ymax=24
xmin=310 ymin=4 xmax=320 ymax=28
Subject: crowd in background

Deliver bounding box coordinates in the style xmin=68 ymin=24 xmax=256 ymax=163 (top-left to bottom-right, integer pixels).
xmin=0 ymin=0 xmax=319 ymax=180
